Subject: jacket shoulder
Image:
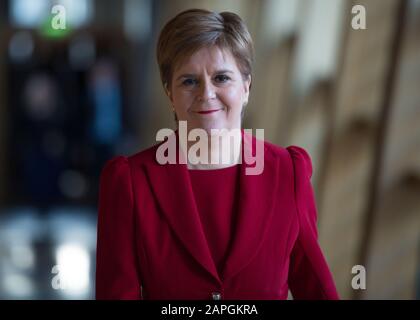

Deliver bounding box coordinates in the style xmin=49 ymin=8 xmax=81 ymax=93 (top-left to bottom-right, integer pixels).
xmin=127 ymin=142 xmax=161 ymax=166
xmin=285 ymin=145 xmax=313 ymax=179
xmin=99 ymin=141 xmax=161 ymax=177
xmin=260 ymin=138 xmax=291 ymax=162
xmin=259 ymin=139 xmax=313 ymax=179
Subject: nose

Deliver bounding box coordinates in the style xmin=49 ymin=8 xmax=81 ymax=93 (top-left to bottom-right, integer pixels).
xmin=197 ymin=79 xmax=216 ymax=102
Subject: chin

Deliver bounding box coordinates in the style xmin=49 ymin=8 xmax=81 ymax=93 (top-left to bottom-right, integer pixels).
xmin=196 ymin=122 xmax=225 ymax=133
xmin=186 ymin=117 xmax=223 ymax=131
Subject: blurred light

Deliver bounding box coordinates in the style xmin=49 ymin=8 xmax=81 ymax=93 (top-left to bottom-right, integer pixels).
xmin=69 ymin=34 xmax=96 ymax=70
xmin=2 ymin=274 xmax=35 ymax=298
xmin=89 ymin=59 xmax=123 ymax=145
xmin=8 ymin=31 xmax=34 ymax=63
xmin=10 ymin=243 xmax=35 ymax=270
xmin=58 ymin=170 xmax=88 ymax=199
xmin=47 ymin=207 xmax=97 ymax=248
xmin=293 ymin=0 xmax=346 ymax=97
xmin=0 ymin=207 xmax=44 ymax=243
xmin=261 ymin=0 xmax=300 ymax=44
xmin=10 ymin=0 xmax=49 ymax=28
xmin=58 ymin=0 xmax=93 ymax=28
xmin=10 ymin=0 xmax=93 ymax=30
xmin=124 ymin=0 xmax=151 ymax=42
xmin=39 ymin=15 xmax=73 ymax=39
xmin=56 ymin=244 xmax=90 ymax=297
xmin=47 ymin=207 xmax=96 ymax=299
xmin=23 ymin=74 xmax=57 ymax=121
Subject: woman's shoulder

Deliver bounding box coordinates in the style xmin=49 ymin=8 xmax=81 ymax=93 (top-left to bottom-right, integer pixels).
xmin=100 ymin=142 xmax=160 ymax=177
xmin=258 ymin=137 xmax=312 ymax=179
xmin=244 ymin=132 xmax=289 ymax=159
xmin=101 ymin=155 xmax=129 ymax=174
xmin=285 ymin=145 xmax=312 ymax=179
xmin=108 ymin=142 xmax=163 ymax=168
xmin=99 ymin=156 xmax=132 ymax=191
xmin=128 ymin=142 xmax=162 ymax=165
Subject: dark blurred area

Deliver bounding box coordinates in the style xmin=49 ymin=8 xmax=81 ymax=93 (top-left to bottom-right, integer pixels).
xmin=0 ymin=0 xmax=419 ymax=299
xmin=0 ymin=0 xmax=154 ymax=299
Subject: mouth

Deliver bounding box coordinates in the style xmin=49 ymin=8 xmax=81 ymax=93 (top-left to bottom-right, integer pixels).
xmin=195 ymin=109 xmax=221 ymax=115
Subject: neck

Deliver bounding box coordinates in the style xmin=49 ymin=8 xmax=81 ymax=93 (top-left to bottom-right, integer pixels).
xmin=178 ymin=126 xmax=242 ymax=170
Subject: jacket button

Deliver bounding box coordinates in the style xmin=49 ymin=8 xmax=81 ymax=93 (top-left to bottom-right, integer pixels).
xmin=212 ymin=292 xmax=222 ymax=300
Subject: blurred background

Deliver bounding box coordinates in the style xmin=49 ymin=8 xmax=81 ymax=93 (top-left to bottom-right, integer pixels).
xmin=0 ymin=0 xmax=419 ymax=300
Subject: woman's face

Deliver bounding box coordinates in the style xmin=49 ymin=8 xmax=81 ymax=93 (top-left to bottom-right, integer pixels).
xmin=168 ymin=46 xmax=251 ymax=132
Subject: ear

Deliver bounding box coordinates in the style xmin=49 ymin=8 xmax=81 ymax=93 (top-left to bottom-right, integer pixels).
xmin=164 ymin=83 xmax=173 ymax=103
xmin=243 ymin=74 xmax=251 ymax=100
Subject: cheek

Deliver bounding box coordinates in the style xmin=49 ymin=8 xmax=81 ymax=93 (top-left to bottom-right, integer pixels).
xmin=172 ymin=91 xmax=193 ymax=111
xmin=220 ymin=87 xmax=245 ymax=110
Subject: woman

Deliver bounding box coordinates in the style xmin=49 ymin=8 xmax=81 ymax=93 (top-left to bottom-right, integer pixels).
xmin=96 ymin=8 xmax=339 ymax=300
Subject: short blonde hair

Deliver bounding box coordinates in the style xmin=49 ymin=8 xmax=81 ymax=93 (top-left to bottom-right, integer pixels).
xmin=156 ymin=8 xmax=254 ymax=90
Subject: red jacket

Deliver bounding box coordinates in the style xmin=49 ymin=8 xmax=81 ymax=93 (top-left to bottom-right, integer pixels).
xmin=96 ymin=132 xmax=339 ymax=300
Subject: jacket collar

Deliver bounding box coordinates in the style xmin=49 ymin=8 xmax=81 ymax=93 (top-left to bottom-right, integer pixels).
xmin=144 ymin=130 xmax=279 ymax=284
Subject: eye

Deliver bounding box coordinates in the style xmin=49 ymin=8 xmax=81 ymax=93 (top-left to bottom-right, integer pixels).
xmin=214 ymin=74 xmax=230 ymax=83
xmin=182 ymin=78 xmax=198 ymax=86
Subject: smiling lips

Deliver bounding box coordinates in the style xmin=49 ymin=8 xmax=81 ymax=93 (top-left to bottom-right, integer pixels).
xmin=195 ymin=109 xmax=221 ymax=114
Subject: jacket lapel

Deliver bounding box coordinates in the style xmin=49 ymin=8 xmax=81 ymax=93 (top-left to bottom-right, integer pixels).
xmin=144 ymin=134 xmax=222 ymax=284
xmin=221 ymin=132 xmax=279 ymax=281
xmin=143 ymin=131 xmax=279 ymax=284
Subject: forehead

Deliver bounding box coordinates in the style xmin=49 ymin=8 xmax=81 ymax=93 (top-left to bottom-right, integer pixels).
xmin=174 ymin=46 xmax=239 ymax=74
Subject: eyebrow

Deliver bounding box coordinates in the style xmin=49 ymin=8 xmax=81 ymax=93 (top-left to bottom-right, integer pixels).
xmin=175 ymin=69 xmax=234 ymax=81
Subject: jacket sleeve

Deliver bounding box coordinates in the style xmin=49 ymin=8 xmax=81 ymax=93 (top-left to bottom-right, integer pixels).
xmin=286 ymin=146 xmax=339 ymax=300
xmin=95 ymin=156 xmax=142 ymax=299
